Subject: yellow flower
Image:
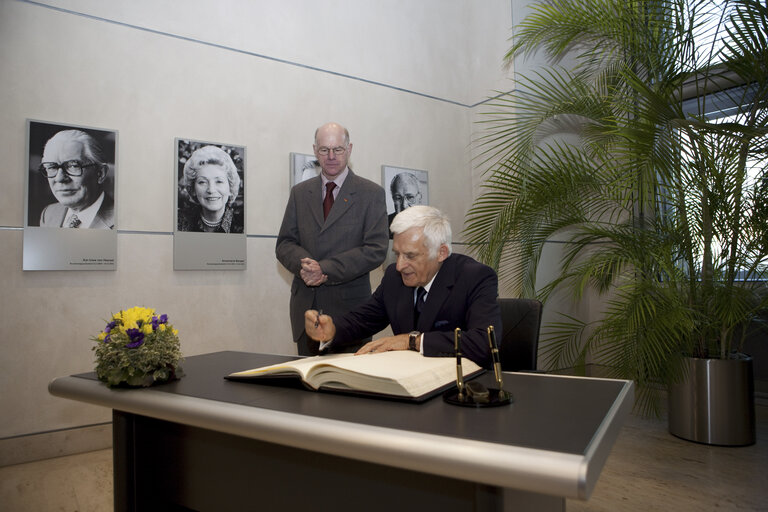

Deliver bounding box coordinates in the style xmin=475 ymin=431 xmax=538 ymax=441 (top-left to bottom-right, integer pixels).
xmin=97 ymin=332 xmax=107 ymax=341
xmin=141 ymin=324 xmax=153 ymax=335
xmin=172 ymin=328 xmax=179 ymax=336
xmin=120 ymin=306 xmax=155 ymax=331
xmin=159 ymin=324 xmax=167 ymax=332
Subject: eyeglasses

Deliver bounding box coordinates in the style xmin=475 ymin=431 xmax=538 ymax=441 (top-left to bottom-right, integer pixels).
xmin=316 ymin=146 xmax=347 ymax=156
xmin=39 ymin=160 xmax=99 ymax=178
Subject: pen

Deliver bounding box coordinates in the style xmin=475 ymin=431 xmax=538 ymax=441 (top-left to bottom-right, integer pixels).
xmin=314 ymin=309 xmax=323 ymax=328
xmin=454 ymin=328 xmax=465 ymax=400
xmin=487 ymin=325 xmax=506 ymax=397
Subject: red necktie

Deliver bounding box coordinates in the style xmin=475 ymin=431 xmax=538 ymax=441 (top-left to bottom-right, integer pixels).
xmin=323 ymin=182 xmax=336 ymax=219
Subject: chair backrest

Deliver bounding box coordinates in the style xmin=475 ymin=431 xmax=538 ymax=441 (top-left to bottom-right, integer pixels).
xmin=497 ymin=298 xmax=543 ymax=371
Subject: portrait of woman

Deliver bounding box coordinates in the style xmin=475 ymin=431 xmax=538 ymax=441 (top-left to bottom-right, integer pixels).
xmin=177 ymin=144 xmax=244 ymax=233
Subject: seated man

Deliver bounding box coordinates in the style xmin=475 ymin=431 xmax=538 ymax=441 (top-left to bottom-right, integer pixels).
xmin=304 ymin=205 xmax=501 ymax=368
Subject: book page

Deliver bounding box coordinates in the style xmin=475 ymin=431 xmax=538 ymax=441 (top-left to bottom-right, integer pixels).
xmin=306 ymin=351 xmax=481 ymax=398
xmin=227 ymin=353 xmax=355 ymax=381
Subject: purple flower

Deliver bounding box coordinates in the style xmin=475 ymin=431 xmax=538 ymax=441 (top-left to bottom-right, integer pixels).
xmin=125 ymin=328 xmax=145 ymax=348
xmin=152 ymin=314 xmax=168 ymax=331
xmin=104 ymin=321 xmax=116 ymax=334
xmin=104 ymin=334 xmax=111 ymax=343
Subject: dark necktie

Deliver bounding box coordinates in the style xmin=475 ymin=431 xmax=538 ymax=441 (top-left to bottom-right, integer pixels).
xmin=323 ymin=182 xmax=336 ymax=219
xmin=414 ymin=286 xmax=426 ymax=328
xmin=68 ymin=214 xmax=81 ymax=228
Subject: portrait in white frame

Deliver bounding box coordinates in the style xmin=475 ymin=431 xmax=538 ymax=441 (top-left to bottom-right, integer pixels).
xmin=381 ymin=165 xmax=429 ymax=235
xmin=290 ymin=152 xmax=320 ymax=188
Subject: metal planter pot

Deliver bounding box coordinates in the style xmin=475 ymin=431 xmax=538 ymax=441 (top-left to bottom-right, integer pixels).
xmin=668 ymin=355 xmax=755 ymax=446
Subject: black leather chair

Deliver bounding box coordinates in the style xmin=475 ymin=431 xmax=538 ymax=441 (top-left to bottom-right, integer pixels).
xmin=496 ymin=298 xmax=543 ymax=371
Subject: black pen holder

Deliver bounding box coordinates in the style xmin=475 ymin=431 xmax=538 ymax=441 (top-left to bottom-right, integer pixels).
xmin=442 ymin=387 xmax=513 ymax=408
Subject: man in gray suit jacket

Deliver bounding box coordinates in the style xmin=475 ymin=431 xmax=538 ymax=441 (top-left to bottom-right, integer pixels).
xmin=276 ymin=122 xmax=389 ymax=355
xmin=37 ymin=129 xmax=115 ymax=229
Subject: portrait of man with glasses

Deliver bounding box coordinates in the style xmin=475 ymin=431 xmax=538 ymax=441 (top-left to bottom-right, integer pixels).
xmin=28 ymin=122 xmax=115 ymax=229
xmin=381 ymin=166 xmax=429 ymax=240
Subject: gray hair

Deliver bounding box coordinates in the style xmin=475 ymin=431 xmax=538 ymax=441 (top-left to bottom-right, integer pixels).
xmin=390 ymin=172 xmax=420 ymax=194
xmin=181 ymin=146 xmax=241 ymax=206
xmin=44 ymin=130 xmax=105 ymax=164
xmin=390 ymin=205 xmax=452 ymax=257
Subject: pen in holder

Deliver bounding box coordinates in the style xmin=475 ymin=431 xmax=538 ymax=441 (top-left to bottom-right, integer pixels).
xmin=454 ymin=328 xmax=465 ymax=401
xmin=442 ymin=326 xmax=513 ymax=408
xmin=487 ymin=325 xmax=512 ymax=403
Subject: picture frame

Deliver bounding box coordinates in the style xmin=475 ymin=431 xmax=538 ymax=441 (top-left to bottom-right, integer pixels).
xmin=25 ymin=120 xmax=117 ymax=229
xmin=173 ymin=138 xmax=247 ymax=271
xmin=381 ymin=165 xmax=429 ymax=228
xmin=22 ymin=119 xmax=118 ymax=271
xmin=290 ymin=152 xmax=320 ymax=187
xmin=175 ymin=138 xmax=245 ymax=234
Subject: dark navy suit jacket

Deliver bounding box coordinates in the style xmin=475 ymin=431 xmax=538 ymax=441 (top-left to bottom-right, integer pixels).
xmin=330 ymin=252 xmax=501 ymax=368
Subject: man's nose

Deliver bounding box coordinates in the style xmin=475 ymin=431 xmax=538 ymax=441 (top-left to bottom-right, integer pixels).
xmin=395 ymin=255 xmax=406 ymax=272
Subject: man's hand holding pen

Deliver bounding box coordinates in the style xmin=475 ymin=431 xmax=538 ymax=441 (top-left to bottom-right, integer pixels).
xmin=300 ymin=258 xmax=328 ymax=287
xmin=304 ymin=309 xmax=335 ymax=344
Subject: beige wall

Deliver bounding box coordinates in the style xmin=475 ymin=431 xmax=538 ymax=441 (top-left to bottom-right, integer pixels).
xmin=0 ymin=0 xmax=515 ymax=440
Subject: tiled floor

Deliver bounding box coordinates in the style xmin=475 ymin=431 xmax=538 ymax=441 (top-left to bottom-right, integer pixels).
xmin=567 ymin=405 xmax=768 ymax=511
xmin=1 ymin=406 xmax=766 ymax=511
xmin=0 ymin=448 xmax=112 ymax=512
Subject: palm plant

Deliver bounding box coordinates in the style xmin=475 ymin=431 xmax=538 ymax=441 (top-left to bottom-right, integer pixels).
xmin=465 ymin=0 xmax=768 ymax=414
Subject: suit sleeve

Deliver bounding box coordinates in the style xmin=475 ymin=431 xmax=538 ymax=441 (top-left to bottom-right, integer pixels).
xmin=329 ymin=282 xmax=392 ymax=349
xmin=275 ymin=187 xmax=313 ymax=275
xmin=422 ymin=265 xmax=500 ymax=369
xmin=318 ymin=184 xmax=389 ymax=284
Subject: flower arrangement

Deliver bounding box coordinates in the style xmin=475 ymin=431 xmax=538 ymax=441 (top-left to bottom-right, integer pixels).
xmin=93 ymin=306 xmax=183 ymax=387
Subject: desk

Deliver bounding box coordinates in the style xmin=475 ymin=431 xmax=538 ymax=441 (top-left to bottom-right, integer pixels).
xmin=49 ymin=351 xmax=633 ymax=512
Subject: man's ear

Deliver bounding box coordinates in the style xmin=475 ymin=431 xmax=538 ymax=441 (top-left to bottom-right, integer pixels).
xmin=96 ymin=163 xmax=108 ymax=184
xmin=437 ymin=244 xmax=450 ymax=263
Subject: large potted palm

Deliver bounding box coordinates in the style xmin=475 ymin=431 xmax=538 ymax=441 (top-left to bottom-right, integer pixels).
xmin=465 ymin=0 xmax=767 ymax=445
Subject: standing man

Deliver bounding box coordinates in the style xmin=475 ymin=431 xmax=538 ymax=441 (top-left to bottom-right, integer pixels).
xmin=277 ymin=122 xmax=389 ymax=355
xmin=38 ymin=129 xmax=114 ymax=229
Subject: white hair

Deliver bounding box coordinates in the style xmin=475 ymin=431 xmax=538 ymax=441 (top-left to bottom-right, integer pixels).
xmin=390 ymin=205 xmax=452 ymax=257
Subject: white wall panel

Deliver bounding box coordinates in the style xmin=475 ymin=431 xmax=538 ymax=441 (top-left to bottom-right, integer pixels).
xmin=0 ymin=0 xmax=513 ymax=439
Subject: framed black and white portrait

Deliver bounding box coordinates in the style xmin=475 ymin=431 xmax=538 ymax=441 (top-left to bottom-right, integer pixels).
xmin=23 ymin=119 xmax=118 ymax=271
xmin=382 ymin=165 xmax=429 ymax=233
xmin=290 ymin=152 xmax=320 ymax=188
xmin=26 ymin=120 xmax=117 ymax=229
xmin=173 ymin=138 xmax=247 ymax=271
xmin=175 ymin=139 xmax=245 ymax=234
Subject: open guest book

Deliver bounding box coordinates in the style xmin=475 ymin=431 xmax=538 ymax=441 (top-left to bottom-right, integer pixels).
xmin=226 ymin=351 xmax=483 ymax=402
